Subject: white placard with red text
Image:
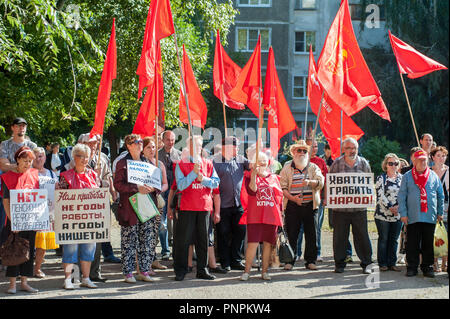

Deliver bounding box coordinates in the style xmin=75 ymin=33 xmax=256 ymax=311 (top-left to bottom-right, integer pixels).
xmin=54 ymin=188 xmax=110 ymax=244
xmin=326 ymin=173 xmax=376 ymax=209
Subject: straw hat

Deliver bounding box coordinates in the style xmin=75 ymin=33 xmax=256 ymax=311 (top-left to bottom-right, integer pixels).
xmin=289 ymin=139 xmax=310 ymax=156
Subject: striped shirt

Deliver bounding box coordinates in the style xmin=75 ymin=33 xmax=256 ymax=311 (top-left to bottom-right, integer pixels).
xmin=290 ymin=163 xmax=313 ymax=204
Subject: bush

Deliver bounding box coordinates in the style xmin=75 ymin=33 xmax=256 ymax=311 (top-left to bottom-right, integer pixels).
xmin=360 ymin=136 xmax=406 ymax=176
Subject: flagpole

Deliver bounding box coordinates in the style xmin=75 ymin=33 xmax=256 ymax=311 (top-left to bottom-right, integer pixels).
xmin=97 ymin=135 xmax=103 ymax=170
xmin=173 ymin=33 xmax=193 ymax=138
xmin=255 ymin=88 xmax=264 ymax=166
xmin=340 ymin=109 xmax=343 ymax=155
xmin=304 ymin=96 xmax=309 ymax=138
xmin=155 ymin=113 xmax=159 ymax=164
xmin=311 ymin=91 xmax=325 ymax=145
xmin=399 ymin=73 xmax=420 ymax=147
xmin=221 ymin=85 xmax=228 ymax=138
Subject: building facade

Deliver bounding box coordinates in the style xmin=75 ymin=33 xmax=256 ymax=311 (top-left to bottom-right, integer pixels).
xmin=224 ymin=0 xmax=387 ymax=152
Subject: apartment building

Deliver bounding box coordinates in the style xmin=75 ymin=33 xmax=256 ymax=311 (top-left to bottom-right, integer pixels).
xmin=225 ymin=0 xmax=387 ymax=151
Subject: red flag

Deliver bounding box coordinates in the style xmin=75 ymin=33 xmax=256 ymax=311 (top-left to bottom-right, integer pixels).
xmin=308 ymin=46 xmax=364 ymax=159
xmin=179 ymin=45 xmax=207 ymax=129
xmin=90 ymin=19 xmax=117 ymax=138
xmin=213 ymin=30 xmax=245 ymax=110
xmin=317 ymin=0 xmax=387 ymax=119
xmin=263 ymin=47 xmax=297 ymax=156
xmin=388 ymin=31 xmax=448 ymax=79
xmin=136 ymin=0 xmax=175 ymax=100
xmin=228 ymin=35 xmax=261 ymax=117
xmin=133 ymin=42 xmax=165 ymax=138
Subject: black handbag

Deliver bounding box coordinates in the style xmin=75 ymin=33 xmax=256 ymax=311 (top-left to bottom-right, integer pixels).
xmin=278 ymin=228 xmax=295 ymax=264
xmin=0 ymin=233 xmax=30 ymax=266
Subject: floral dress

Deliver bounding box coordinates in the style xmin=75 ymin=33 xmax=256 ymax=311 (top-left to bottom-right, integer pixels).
xmin=375 ymin=173 xmax=403 ymax=222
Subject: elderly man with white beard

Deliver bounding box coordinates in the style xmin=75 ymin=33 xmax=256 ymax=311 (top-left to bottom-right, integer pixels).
xmin=280 ymin=140 xmax=324 ymax=271
xmin=329 ymin=138 xmax=373 ymax=274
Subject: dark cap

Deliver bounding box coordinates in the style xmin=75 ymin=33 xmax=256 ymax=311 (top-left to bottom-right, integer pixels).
xmin=222 ymin=136 xmax=240 ymax=146
xmin=12 ymin=117 xmax=27 ymax=125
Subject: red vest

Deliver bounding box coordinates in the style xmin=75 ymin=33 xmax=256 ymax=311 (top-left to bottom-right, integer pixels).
xmin=177 ymin=158 xmax=214 ymax=212
xmin=239 ymin=172 xmax=283 ymax=226
xmin=0 ymin=168 xmax=40 ymax=196
xmin=60 ymin=168 xmax=98 ymax=189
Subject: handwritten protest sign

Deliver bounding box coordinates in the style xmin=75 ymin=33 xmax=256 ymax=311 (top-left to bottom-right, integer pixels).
xmin=326 ymin=173 xmax=376 ymax=209
xmin=54 ymin=188 xmax=110 ymax=244
xmin=127 ymin=160 xmax=162 ymax=190
xmin=10 ymin=189 xmax=49 ymax=231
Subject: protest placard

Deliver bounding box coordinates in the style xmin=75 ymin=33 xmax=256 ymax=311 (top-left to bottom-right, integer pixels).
xmin=54 ymin=188 xmax=111 ymax=244
xmin=10 ymin=189 xmax=49 ymax=231
xmin=326 ymin=173 xmax=376 ymax=209
xmin=127 ymin=160 xmax=162 ymax=190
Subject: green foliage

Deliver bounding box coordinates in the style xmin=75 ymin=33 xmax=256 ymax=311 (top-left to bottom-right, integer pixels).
xmin=360 ymin=136 xmax=405 ymax=176
xmin=354 ymin=0 xmax=449 ymax=153
xmin=0 ymin=0 xmax=238 ymax=151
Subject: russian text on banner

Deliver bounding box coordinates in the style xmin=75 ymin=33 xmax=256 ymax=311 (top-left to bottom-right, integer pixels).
xmin=127 ymin=160 xmax=162 ymax=191
xmin=326 ymin=173 xmax=375 ymax=209
xmin=54 ymin=188 xmax=111 ymax=244
xmin=10 ymin=189 xmax=49 ymax=231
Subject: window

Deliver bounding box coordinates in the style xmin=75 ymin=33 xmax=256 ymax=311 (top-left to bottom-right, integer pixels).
xmin=295 ymin=0 xmax=316 ymax=9
xmin=294 ymin=31 xmax=315 ymax=53
xmin=349 ymin=4 xmax=363 ymax=20
xmin=238 ymin=0 xmax=271 ymax=7
xmin=237 ymin=28 xmax=271 ymax=52
xmin=350 ymin=4 xmax=385 ymax=21
xmin=293 ymin=76 xmax=307 ymax=99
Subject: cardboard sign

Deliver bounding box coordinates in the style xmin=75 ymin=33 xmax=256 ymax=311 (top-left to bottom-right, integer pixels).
xmin=54 ymin=188 xmax=110 ymax=244
xmin=10 ymin=189 xmax=49 ymax=231
xmin=326 ymin=173 xmax=376 ymax=209
xmin=127 ymin=160 xmax=162 ymax=190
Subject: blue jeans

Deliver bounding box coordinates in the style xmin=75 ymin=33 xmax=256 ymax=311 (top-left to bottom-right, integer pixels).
xmin=375 ymin=218 xmax=403 ymax=267
xmin=159 ymin=191 xmax=170 ymax=255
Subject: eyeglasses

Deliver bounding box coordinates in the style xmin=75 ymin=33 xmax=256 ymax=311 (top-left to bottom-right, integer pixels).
xmin=128 ymin=139 xmax=143 ymax=145
xmin=387 ymin=162 xmax=399 ymax=167
xmin=74 ymin=154 xmax=88 ymax=160
xmin=296 ymin=149 xmax=308 ymax=154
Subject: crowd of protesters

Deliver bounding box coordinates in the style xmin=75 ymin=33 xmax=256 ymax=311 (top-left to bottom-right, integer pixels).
xmin=0 ymin=117 xmax=447 ymax=294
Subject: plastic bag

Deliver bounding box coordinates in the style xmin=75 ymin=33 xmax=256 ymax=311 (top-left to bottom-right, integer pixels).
xmin=434 ymin=221 xmax=448 ymax=258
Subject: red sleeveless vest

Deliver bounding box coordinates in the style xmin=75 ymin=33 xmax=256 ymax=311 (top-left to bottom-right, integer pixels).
xmin=239 ymin=171 xmax=283 ymax=226
xmin=177 ymin=158 xmax=214 ymax=212
xmin=1 ymin=168 xmax=40 ymax=196
xmin=60 ymin=168 xmax=98 ymax=189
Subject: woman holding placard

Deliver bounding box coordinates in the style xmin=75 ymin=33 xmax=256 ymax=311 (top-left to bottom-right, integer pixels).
xmin=0 ymin=146 xmax=39 ymax=294
xmin=32 ymin=147 xmax=59 ymax=279
xmin=142 ymin=136 xmax=168 ymax=273
xmin=58 ymin=143 xmax=100 ymax=290
xmin=113 ymin=134 xmax=158 ymax=283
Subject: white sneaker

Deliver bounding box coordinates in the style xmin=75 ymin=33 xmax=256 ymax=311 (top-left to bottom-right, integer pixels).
xmin=261 ymin=273 xmax=271 ymax=281
xmin=80 ymin=278 xmax=98 ymax=289
xmin=317 ymin=256 xmax=323 ymax=262
xmin=64 ymin=278 xmax=75 ymax=290
xmin=136 ymin=273 xmax=155 ymax=282
xmin=124 ymin=275 xmax=137 ymax=283
xmin=240 ymin=272 xmax=250 ymax=281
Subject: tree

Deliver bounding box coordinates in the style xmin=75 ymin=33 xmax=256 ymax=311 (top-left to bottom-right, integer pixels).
xmin=354 ymin=0 xmax=449 ymax=153
xmin=0 ymin=0 xmax=238 ymax=159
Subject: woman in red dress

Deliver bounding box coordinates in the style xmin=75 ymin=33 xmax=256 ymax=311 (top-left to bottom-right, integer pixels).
xmin=1 ymin=146 xmax=39 ymax=294
xmin=239 ymin=152 xmax=283 ymax=281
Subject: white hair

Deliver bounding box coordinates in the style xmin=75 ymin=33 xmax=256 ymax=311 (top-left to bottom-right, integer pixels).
xmin=251 ymin=151 xmax=269 ymax=164
xmin=343 ymin=137 xmax=358 ymax=149
xmin=72 ymin=143 xmax=91 ymax=158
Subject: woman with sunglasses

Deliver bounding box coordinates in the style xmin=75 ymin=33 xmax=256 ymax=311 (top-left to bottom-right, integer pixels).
xmin=113 ymin=134 xmax=156 ymax=283
xmin=374 ymin=153 xmax=403 ymax=272
xmin=58 ymin=143 xmax=101 ymax=289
